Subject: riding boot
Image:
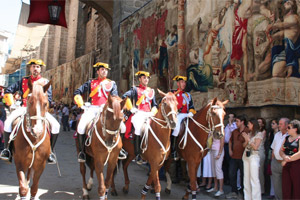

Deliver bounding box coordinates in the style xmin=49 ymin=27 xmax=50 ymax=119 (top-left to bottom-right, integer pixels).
xmin=48 ymin=134 xmax=58 ymax=164
xmin=134 ymin=135 xmax=143 ymax=164
xmin=0 ymin=131 xmax=12 ymax=162
xmin=78 ymin=134 xmax=86 ymax=163
xmin=170 ymin=136 xmax=179 ymax=161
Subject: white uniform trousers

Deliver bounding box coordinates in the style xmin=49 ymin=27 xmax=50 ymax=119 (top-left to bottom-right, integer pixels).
xmin=77 ymin=105 xmax=126 ymax=135
xmin=4 ymin=107 xmax=60 ymax=134
xmin=172 ymin=113 xmax=189 ymax=137
xmin=131 ymin=111 xmax=152 ymax=136
xmin=242 ymin=151 xmax=261 ymax=200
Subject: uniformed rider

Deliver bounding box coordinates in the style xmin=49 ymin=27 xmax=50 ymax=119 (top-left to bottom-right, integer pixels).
xmin=171 ymin=75 xmax=196 ymax=160
xmin=122 ymin=71 xmax=158 ymax=164
xmin=74 ymin=62 xmax=124 ymax=163
xmin=0 ymin=59 xmax=60 ymax=164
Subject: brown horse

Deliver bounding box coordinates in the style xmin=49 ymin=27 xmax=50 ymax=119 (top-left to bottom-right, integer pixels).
xmin=111 ymin=91 xmax=178 ymax=200
xmin=12 ymin=79 xmax=52 ymax=199
xmin=164 ymin=97 xmax=228 ymax=200
xmin=77 ymin=95 xmax=127 ymax=200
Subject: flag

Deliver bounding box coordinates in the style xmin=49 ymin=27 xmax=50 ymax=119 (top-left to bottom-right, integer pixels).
xmin=27 ymin=0 xmax=67 ymax=28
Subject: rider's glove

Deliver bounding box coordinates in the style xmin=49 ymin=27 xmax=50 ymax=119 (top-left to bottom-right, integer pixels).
xmin=74 ymin=95 xmax=84 ymax=108
xmin=3 ymin=93 xmax=14 ymax=106
xmin=130 ymin=107 xmax=138 ymax=114
xmin=187 ymin=112 xmax=194 ymax=118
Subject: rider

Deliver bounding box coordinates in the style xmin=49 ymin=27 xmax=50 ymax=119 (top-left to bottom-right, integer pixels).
xmin=0 ymin=59 xmax=60 ymax=164
xmin=74 ymin=62 xmax=124 ymax=163
xmin=122 ymin=71 xmax=158 ymax=164
xmin=171 ymin=75 xmax=196 ymax=160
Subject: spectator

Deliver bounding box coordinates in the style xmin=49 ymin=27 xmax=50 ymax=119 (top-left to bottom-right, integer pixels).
xmin=265 ymin=119 xmax=278 ymax=198
xmin=280 ymin=119 xmax=300 ymax=199
xmin=257 ymin=117 xmax=266 ymax=195
xmin=223 ymin=113 xmax=237 ymax=185
xmin=62 ymin=104 xmax=70 ymax=131
xmin=271 ymin=118 xmax=289 ymax=200
xmin=242 ymin=118 xmax=263 ymax=200
xmin=208 ymin=135 xmax=225 ymax=197
xmin=198 ymin=151 xmax=214 ymax=191
xmin=226 ymin=115 xmax=249 ymax=199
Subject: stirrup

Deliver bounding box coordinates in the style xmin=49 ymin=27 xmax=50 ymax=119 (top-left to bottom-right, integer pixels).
xmin=48 ymin=152 xmax=57 ymax=164
xmin=78 ymin=152 xmax=86 ymax=163
xmin=135 ymin=155 xmax=145 ymax=165
xmin=118 ymin=148 xmax=127 ymax=160
xmin=0 ymin=149 xmax=11 ymax=162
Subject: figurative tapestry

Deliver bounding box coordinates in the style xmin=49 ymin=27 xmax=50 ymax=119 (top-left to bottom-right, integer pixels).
xmin=119 ymin=0 xmax=179 ymax=92
xmin=120 ymin=0 xmax=300 ymax=107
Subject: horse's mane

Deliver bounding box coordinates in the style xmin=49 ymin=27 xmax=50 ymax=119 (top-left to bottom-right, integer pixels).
xmin=163 ymin=92 xmax=178 ymax=107
xmin=111 ymin=95 xmax=123 ymax=120
xmin=32 ymin=82 xmax=45 ymax=100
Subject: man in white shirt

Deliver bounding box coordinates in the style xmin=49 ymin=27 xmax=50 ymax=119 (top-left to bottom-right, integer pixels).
xmin=271 ymin=118 xmax=289 ymax=200
xmin=62 ymin=104 xmax=70 ymax=131
xmin=223 ymin=113 xmax=237 ymax=184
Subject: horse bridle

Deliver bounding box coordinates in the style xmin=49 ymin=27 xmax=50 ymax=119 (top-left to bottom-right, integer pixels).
xmin=206 ymin=104 xmax=225 ymax=133
xmin=100 ymin=106 xmax=122 ymax=136
xmin=25 ymin=94 xmax=47 ymax=138
xmin=159 ymin=99 xmax=177 ymax=129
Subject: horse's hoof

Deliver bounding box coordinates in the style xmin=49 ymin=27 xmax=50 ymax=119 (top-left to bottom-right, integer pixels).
xmin=123 ymin=187 xmax=129 ymax=194
xmin=82 ymin=195 xmax=89 ymax=200
xmin=165 ymin=188 xmax=171 ymax=194
xmin=111 ymin=189 xmax=118 ymax=196
xmin=87 ymin=187 xmax=92 ymax=191
xmin=150 ymin=188 xmax=155 ymax=194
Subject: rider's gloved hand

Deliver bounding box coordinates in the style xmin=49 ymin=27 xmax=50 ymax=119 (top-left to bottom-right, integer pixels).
xmin=187 ymin=112 xmax=194 ymax=118
xmin=130 ymin=107 xmax=138 ymax=114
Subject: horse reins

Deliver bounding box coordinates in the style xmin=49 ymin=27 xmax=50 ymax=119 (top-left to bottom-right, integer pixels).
xmin=140 ymin=99 xmax=177 ymax=166
xmin=87 ymin=104 xmax=123 ymax=166
xmin=178 ymin=103 xmax=225 ymax=153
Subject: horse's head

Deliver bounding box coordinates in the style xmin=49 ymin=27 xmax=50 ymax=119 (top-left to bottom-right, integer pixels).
xmin=208 ymin=97 xmax=228 ymax=139
xmin=157 ymin=89 xmax=178 ymax=129
xmin=27 ymin=78 xmax=51 ymax=137
xmin=101 ymin=94 xmax=126 ymax=146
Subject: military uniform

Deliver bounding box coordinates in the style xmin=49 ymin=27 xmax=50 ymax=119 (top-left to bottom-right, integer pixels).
xmin=74 ymin=62 xmax=120 ymax=163
xmin=122 ymin=71 xmax=158 ymax=136
xmin=74 ymin=77 xmax=118 ymax=135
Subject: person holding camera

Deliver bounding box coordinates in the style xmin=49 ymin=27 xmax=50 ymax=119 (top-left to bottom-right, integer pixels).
xmin=241 ymin=118 xmax=263 ymax=200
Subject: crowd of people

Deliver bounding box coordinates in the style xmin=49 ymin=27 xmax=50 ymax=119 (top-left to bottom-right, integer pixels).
xmin=193 ymin=115 xmax=300 ymax=200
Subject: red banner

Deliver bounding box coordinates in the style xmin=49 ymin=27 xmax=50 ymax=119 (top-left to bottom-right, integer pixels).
xmin=27 ymin=0 xmax=67 ymax=28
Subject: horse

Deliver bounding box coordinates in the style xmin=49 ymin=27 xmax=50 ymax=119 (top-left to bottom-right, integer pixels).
xmin=12 ymin=78 xmax=52 ymax=200
xmin=164 ymin=97 xmax=228 ymax=200
xmin=111 ymin=90 xmax=178 ymax=200
xmin=77 ymin=94 xmax=127 ymax=200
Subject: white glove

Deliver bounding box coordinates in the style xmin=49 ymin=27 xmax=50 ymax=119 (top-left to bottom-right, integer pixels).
xmin=130 ymin=107 xmax=138 ymax=114
xmin=187 ymin=112 xmax=194 ymax=118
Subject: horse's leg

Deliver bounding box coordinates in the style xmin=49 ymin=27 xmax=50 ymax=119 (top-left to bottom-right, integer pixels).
xmin=110 ymin=166 xmax=118 ymax=196
xmin=183 ymin=162 xmax=198 ymax=200
xmin=152 ymin=168 xmax=162 ymax=200
xmin=164 ymin=159 xmax=173 ymax=194
xmin=105 ymin=160 xmax=119 ymax=199
xmin=141 ymin=172 xmax=153 ymax=200
xmin=17 ymin=169 xmax=29 ymax=199
xmin=27 ymin=168 xmax=32 ymax=187
xmin=86 ymin=157 xmax=94 ymax=191
xmin=94 ymin=159 xmax=106 ymax=200
xmin=122 ymin=154 xmax=135 ymax=194
xmin=80 ymin=162 xmax=90 ymax=200
xmin=30 ymin=163 xmax=46 ymax=199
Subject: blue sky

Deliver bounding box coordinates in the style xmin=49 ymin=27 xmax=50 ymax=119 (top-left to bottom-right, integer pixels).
xmin=0 ymin=0 xmax=30 ymax=33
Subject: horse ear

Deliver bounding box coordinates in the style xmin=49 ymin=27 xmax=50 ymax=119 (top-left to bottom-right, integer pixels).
xmin=157 ymin=88 xmax=167 ymax=97
xmin=43 ymin=80 xmax=52 ymax=93
xmin=222 ymin=99 xmax=229 ymax=105
xmin=28 ymin=77 xmax=33 ymax=92
xmin=212 ymin=97 xmax=217 ymax=105
xmin=120 ymin=97 xmax=127 ymax=109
